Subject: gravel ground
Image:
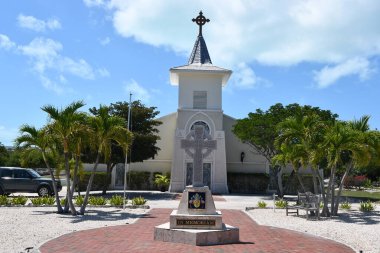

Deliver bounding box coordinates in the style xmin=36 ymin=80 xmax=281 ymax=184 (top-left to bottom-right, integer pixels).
xmin=1 ymin=193 xmax=379 ymax=253
xmin=0 ymin=207 xmax=148 ymax=253
xmin=247 ymin=206 xmax=380 ymax=253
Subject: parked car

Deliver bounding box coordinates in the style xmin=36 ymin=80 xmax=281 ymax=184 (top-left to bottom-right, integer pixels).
xmin=0 ymin=167 xmax=62 ymax=196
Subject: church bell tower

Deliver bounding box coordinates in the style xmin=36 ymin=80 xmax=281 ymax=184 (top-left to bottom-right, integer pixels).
xmin=169 ymin=12 xmax=231 ymax=194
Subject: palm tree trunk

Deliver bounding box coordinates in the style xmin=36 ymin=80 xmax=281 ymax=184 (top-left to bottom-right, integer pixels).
xmin=316 ymin=169 xmax=330 ymax=217
xmin=64 ymin=152 xmax=76 ymax=215
xmin=295 ymin=170 xmax=306 ymax=193
xmin=324 ymin=166 xmax=336 ymax=217
xmin=329 ymin=167 xmax=336 ymax=215
xmin=42 ymin=152 xmax=63 ymax=213
xmin=277 ymin=167 xmax=284 ymax=197
xmin=283 ymin=170 xmax=295 ymax=194
xmin=333 ymin=162 xmax=352 ymax=215
xmin=102 ymin=161 xmax=111 ymax=195
xmin=80 ymin=151 xmax=100 ymax=215
xmin=102 ymin=162 xmax=112 ymax=195
xmin=70 ymin=155 xmax=80 ymax=198
xmin=311 ymin=169 xmax=318 ymax=194
xmin=330 ymin=175 xmax=335 ymax=215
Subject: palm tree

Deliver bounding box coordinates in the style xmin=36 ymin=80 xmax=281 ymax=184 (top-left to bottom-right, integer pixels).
xmin=15 ymin=125 xmax=63 ymax=213
xmin=322 ymin=122 xmax=369 ymax=215
xmin=275 ymin=114 xmax=324 ymax=194
xmin=41 ymin=101 xmax=86 ymax=215
xmin=68 ymin=125 xmax=90 ymax=200
xmin=79 ymin=105 xmax=132 ymax=215
xmin=331 ymin=116 xmax=373 ymax=215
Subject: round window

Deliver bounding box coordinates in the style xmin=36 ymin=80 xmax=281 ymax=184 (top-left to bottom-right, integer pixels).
xmin=191 ymin=121 xmax=210 ymax=134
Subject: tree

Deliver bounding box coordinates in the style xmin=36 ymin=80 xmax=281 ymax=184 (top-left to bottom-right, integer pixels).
xmin=233 ymin=103 xmax=337 ymax=196
xmin=274 ymin=114 xmax=326 ymax=193
xmin=42 ymin=101 xmax=87 ymax=215
xmin=322 ymin=122 xmax=370 ymax=215
xmin=5 ymin=148 xmax=22 ymax=167
xmin=79 ymin=105 xmax=132 ymax=215
xmin=15 ymin=125 xmax=63 ymax=213
xmin=89 ymin=100 xmax=161 ymax=194
xmin=0 ymin=142 xmax=9 ymax=165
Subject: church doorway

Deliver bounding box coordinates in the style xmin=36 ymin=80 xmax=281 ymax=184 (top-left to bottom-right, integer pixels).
xmin=186 ymin=162 xmax=211 ymax=188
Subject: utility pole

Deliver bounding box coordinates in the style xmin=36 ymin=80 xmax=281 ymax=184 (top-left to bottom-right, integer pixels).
xmin=123 ymin=92 xmax=132 ymax=210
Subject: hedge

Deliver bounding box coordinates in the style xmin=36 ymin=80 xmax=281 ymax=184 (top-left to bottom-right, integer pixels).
xmin=78 ymin=172 xmax=109 ymax=191
xmin=281 ymin=174 xmax=317 ymax=195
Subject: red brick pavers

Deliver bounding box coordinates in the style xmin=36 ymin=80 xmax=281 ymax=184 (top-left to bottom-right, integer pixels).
xmin=40 ymin=209 xmax=354 ymax=253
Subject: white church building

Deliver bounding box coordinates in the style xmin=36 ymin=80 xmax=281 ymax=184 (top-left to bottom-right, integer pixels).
xmin=112 ymin=13 xmax=269 ymax=194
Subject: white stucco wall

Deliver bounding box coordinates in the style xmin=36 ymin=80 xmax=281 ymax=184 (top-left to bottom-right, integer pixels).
xmin=178 ymin=73 xmax=223 ymax=110
xmin=128 ymin=112 xmax=177 ymax=174
xmin=223 ymin=114 xmax=269 ymax=174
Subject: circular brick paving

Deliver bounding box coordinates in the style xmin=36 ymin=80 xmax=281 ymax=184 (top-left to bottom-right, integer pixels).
xmin=39 ymin=209 xmax=354 ymax=253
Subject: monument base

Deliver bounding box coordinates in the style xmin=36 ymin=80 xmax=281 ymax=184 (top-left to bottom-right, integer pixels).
xmin=170 ymin=210 xmax=223 ymax=230
xmin=154 ymin=222 xmax=240 ymax=246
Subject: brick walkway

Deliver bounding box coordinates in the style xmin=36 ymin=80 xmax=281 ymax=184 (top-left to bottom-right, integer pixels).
xmin=40 ymin=209 xmax=354 ymax=253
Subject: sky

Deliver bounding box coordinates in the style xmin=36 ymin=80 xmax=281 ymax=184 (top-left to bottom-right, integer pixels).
xmin=0 ymin=0 xmax=379 ymax=147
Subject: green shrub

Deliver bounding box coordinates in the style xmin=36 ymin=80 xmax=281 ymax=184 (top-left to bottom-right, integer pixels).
xmin=0 ymin=195 xmax=9 ymax=205
xmin=110 ymin=195 xmax=126 ymax=206
xmin=11 ymin=196 xmax=28 ymax=205
xmin=360 ymin=201 xmax=375 ymax=212
xmin=227 ymin=173 xmax=269 ymax=193
xmin=131 ymin=196 xmax=147 ymax=206
xmin=340 ymin=201 xmax=351 ymax=210
xmin=78 ymin=172 xmax=109 ymax=191
xmin=88 ymin=196 xmax=107 ymax=206
xmin=60 ymin=198 xmax=66 ymax=206
xmin=31 ymin=196 xmax=55 ymax=206
xmin=275 ymin=199 xmax=287 ymax=209
xmin=257 ymin=201 xmax=267 ymax=208
xmin=44 ymin=196 xmax=55 ymax=205
xmin=128 ymin=171 xmax=151 ymax=190
xmin=154 ymin=174 xmax=170 ymax=191
xmin=363 ymin=179 xmax=372 ymax=189
xmin=75 ymin=195 xmax=84 ymax=206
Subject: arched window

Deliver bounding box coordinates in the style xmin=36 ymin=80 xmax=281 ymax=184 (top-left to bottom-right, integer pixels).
xmin=191 ymin=121 xmax=210 ymax=134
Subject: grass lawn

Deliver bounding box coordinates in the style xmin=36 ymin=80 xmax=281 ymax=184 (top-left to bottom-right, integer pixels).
xmin=338 ymin=189 xmax=380 ymax=201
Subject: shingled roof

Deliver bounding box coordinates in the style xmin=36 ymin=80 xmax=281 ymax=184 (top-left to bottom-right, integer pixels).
xmin=188 ymin=35 xmax=212 ymax=65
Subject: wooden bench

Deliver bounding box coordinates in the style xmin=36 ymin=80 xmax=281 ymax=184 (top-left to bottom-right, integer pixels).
xmin=286 ymin=192 xmax=320 ymax=220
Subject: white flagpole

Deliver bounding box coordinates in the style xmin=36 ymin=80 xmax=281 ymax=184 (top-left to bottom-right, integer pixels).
xmin=123 ymin=92 xmax=132 ymax=210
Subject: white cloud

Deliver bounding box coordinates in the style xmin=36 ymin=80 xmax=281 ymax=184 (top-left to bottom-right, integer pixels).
xmin=99 ymin=37 xmax=111 ymax=45
xmin=83 ymin=0 xmax=106 ymax=7
xmin=0 ymin=35 xmax=98 ymax=94
xmin=314 ymin=58 xmax=373 ymax=88
xmin=232 ymin=63 xmax=271 ymax=89
xmin=18 ymin=37 xmax=95 ymax=80
xmin=97 ymin=68 xmax=110 ymax=77
xmin=86 ymin=0 xmax=380 ymax=87
xmin=124 ymin=79 xmax=150 ymax=103
xmin=39 ymin=75 xmax=64 ymax=94
xmin=0 ymin=34 xmax=16 ymax=50
xmin=18 ymin=14 xmax=61 ymax=32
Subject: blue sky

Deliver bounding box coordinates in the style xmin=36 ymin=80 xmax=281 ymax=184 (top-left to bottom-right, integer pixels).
xmin=1 ymin=0 xmax=379 ymax=146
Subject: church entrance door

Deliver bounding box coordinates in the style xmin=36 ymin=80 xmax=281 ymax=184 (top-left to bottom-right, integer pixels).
xmin=186 ymin=163 xmax=211 ymax=188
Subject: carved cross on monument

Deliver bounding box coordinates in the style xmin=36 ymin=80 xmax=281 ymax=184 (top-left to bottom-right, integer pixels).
xmin=192 ymin=11 xmax=210 ymax=36
xmin=181 ymin=125 xmax=217 ymax=187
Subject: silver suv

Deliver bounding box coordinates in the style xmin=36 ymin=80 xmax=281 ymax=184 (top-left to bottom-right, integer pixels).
xmin=0 ymin=167 xmax=62 ymax=196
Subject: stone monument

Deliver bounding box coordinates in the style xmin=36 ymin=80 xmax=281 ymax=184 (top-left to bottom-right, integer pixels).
xmin=154 ymin=125 xmax=239 ymax=245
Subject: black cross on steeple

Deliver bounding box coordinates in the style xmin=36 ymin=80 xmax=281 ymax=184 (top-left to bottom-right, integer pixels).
xmin=192 ymin=11 xmax=210 ymax=36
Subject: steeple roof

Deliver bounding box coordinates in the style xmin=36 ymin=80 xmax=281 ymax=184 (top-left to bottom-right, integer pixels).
xmin=169 ymin=11 xmax=232 ymax=87
xmin=188 ymin=35 xmax=212 ymax=65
